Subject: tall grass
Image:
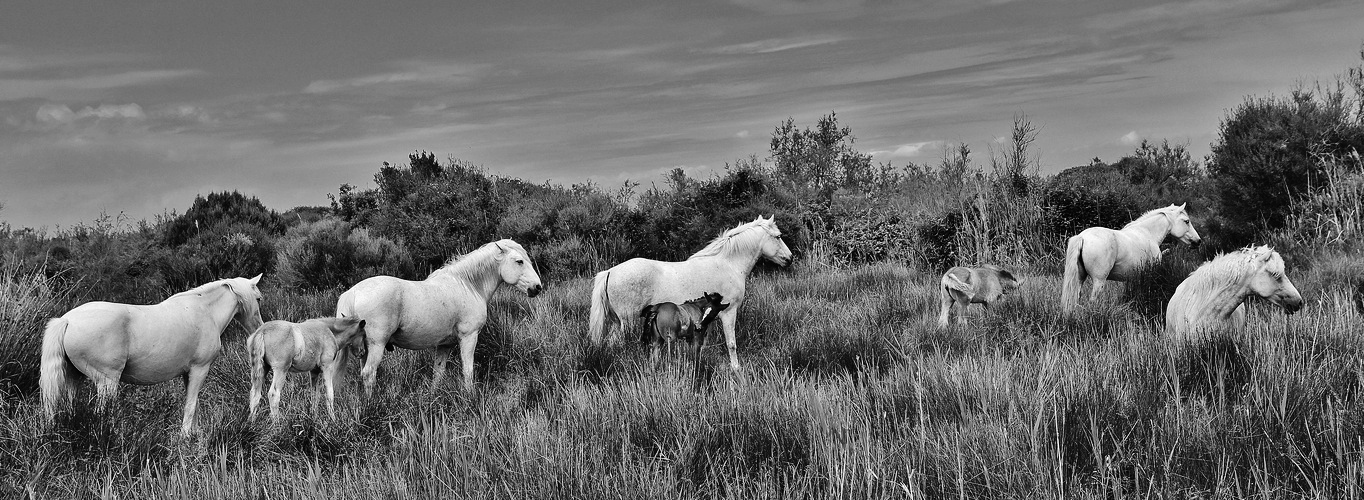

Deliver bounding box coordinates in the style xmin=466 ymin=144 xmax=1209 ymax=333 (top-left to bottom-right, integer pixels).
xmin=2 ymin=260 xmax=1363 ymax=498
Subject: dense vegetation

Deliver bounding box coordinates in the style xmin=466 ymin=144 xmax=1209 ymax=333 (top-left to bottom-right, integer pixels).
xmin=2 ymin=50 xmax=1363 ymax=498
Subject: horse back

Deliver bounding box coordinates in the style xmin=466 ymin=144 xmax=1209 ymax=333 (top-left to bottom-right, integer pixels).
xmin=610 ymin=258 xmax=747 ymax=312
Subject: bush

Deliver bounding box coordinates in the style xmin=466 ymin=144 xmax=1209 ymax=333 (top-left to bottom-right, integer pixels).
xmin=274 ymin=218 xmax=415 ymax=291
xmin=1209 ymin=89 xmax=1364 ymax=244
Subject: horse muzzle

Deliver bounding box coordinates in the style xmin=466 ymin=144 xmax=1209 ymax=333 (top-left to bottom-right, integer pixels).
xmin=1282 ymin=297 xmax=1304 ymax=315
xmin=526 ymin=284 xmax=543 ymax=298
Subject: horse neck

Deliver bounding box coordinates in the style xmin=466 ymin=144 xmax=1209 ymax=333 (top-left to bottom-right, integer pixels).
xmin=1124 ymin=214 xmax=1171 ymax=242
xmin=435 ymin=254 xmax=502 ymax=300
xmin=171 ymin=283 xmax=241 ymax=334
xmin=696 ymin=231 xmax=765 ymax=273
xmin=1183 ymin=278 xmax=1250 ymax=323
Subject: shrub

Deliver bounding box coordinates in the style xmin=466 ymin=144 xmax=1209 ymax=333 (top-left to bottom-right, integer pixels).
xmin=274 ymin=218 xmax=415 ymax=291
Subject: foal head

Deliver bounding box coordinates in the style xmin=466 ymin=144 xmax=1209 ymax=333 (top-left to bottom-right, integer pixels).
xmin=991 ymin=267 xmax=1022 ymax=297
xmin=326 ymin=317 xmax=368 ymax=351
xmin=687 ymin=292 xmax=730 ymax=327
xmin=1243 ymin=246 xmax=1303 ymax=314
xmin=493 ymin=239 xmax=544 ymax=297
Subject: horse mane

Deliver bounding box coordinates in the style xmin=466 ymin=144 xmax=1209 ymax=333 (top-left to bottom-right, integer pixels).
xmin=169 ymin=278 xmax=238 ymax=299
xmin=1177 ymin=246 xmax=1277 ymax=298
xmin=1121 ymin=205 xmax=1178 ymax=229
xmin=434 ymin=239 xmax=525 ymax=280
xmin=688 ymin=219 xmax=773 ymax=260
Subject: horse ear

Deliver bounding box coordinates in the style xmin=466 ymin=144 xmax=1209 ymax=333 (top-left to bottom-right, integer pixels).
xmin=1178 ymin=203 xmax=1186 ymax=210
xmin=250 ymin=274 xmax=262 ymax=285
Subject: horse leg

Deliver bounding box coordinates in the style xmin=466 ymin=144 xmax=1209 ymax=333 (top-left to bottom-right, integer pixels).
xmin=322 ymin=363 xmax=339 ymax=420
xmin=432 ymin=345 xmax=455 ymax=390
xmin=269 ymin=364 xmax=288 ymax=424
xmin=93 ymin=376 xmax=120 ymax=416
xmin=180 ymin=364 xmax=211 ymax=436
xmin=359 ymin=339 xmax=387 ymax=398
xmin=955 ymin=297 xmax=969 ymax=326
xmin=458 ymin=330 xmax=481 ymax=392
xmin=719 ymin=310 xmax=741 ymax=371
xmin=310 ymin=369 xmax=323 ymax=416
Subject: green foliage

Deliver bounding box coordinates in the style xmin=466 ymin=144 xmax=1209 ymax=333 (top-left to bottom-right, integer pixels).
xmin=160 ymin=191 xmax=286 ymax=288
xmin=274 ymin=217 xmax=416 ymax=291
xmin=1209 ymin=88 xmax=1364 ymax=244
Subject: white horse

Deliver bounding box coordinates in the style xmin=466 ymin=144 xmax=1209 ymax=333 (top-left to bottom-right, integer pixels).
xmin=39 ymin=275 xmax=264 ymax=435
xmin=937 ymin=265 xmax=1020 ymax=327
xmin=336 ymin=239 xmax=543 ymax=394
xmin=1061 ymin=203 xmax=1201 ymax=313
xmin=246 ymin=316 xmax=367 ymax=423
xmin=588 ymin=215 xmax=792 ymax=370
xmin=1165 ymin=245 xmax=1303 ymax=342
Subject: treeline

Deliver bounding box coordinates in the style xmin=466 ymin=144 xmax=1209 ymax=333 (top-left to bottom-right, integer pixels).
xmin=3 ymin=55 xmax=1363 ymax=303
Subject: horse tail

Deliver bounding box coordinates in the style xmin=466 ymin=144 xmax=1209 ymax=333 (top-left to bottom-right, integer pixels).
xmin=1061 ymin=235 xmax=1086 ymax=314
xmin=39 ymin=318 xmax=71 ymax=422
xmin=245 ymin=327 xmax=266 ymax=418
xmin=588 ymin=270 xmax=612 ymax=345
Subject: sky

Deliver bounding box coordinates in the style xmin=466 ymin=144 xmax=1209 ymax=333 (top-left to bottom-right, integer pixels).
xmin=1 ymin=0 xmax=1361 ymax=229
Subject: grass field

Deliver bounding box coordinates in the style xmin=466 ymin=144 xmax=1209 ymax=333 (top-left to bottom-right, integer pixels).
xmin=2 ymin=259 xmax=1363 ymax=498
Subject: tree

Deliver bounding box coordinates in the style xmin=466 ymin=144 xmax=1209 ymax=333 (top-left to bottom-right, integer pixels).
xmin=1208 ymin=88 xmax=1364 ymax=242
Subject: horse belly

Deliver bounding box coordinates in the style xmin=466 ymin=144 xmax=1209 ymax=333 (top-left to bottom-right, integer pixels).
xmin=389 ymin=314 xmax=464 ymax=349
xmin=648 ymin=264 xmax=743 ymax=304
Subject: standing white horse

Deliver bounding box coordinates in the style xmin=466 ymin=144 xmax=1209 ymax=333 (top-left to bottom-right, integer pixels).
xmin=588 ymin=215 xmax=792 ymax=370
xmin=336 ymin=239 xmax=543 ymax=394
xmin=1165 ymin=245 xmax=1303 ymax=342
xmin=39 ymin=275 xmax=264 ymax=435
xmin=1061 ymin=203 xmax=1201 ymax=313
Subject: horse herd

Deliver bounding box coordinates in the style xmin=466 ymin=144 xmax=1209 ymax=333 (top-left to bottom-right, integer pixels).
xmin=34 ymin=210 xmax=1304 ymax=435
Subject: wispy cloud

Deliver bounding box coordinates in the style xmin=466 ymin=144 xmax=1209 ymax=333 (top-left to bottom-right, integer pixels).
xmin=709 ymin=35 xmax=844 ymax=55
xmin=871 ymin=141 xmax=943 ymax=159
xmin=0 ymin=70 xmax=204 ymax=101
xmin=303 ymin=61 xmax=491 ymax=94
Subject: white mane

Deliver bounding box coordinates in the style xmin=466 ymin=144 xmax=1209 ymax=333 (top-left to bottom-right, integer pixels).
xmin=1122 ymin=205 xmax=1182 ymax=230
xmin=1176 ymin=245 xmax=1279 ymax=297
xmin=434 ymin=239 xmax=526 ymax=281
xmin=688 ymin=218 xmax=777 ymax=260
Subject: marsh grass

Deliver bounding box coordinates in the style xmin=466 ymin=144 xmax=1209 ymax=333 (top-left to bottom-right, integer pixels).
xmin=3 ymin=262 xmax=1364 ymax=498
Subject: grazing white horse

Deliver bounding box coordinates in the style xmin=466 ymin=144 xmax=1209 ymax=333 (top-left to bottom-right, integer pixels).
xmin=39 ymin=275 xmax=265 ymax=435
xmin=336 ymin=239 xmax=543 ymax=394
xmin=1165 ymin=245 xmax=1303 ymax=342
xmin=247 ymin=316 xmax=367 ymax=423
xmin=588 ymin=215 xmax=792 ymax=370
xmin=937 ymin=265 xmax=1020 ymax=327
xmin=1061 ymin=203 xmax=1201 ymax=313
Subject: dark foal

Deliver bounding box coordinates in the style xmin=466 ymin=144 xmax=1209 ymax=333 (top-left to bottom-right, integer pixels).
xmin=640 ymin=292 xmax=729 ymax=375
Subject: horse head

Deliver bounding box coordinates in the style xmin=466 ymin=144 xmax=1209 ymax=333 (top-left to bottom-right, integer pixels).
xmin=994 ymin=268 xmax=1022 ymax=296
xmin=1246 ymin=246 xmax=1303 ymax=314
xmin=494 ymin=239 xmax=544 ymax=297
xmin=328 ymin=317 xmax=368 ymax=352
xmin=1164 ymin=203 xmax=1201 ymax=248
xmin=754 ymin=215 xmax=793 ymax=266
xmin=229 ymin=274 xmax=266 ymax=333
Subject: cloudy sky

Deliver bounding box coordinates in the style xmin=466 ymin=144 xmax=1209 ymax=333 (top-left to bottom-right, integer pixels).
xmin=2 ymin=0 xmax=1361 ymax=228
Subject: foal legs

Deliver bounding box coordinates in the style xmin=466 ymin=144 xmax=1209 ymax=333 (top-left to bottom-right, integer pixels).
xmin=267 ymin=364 xmax=288 ymax=424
